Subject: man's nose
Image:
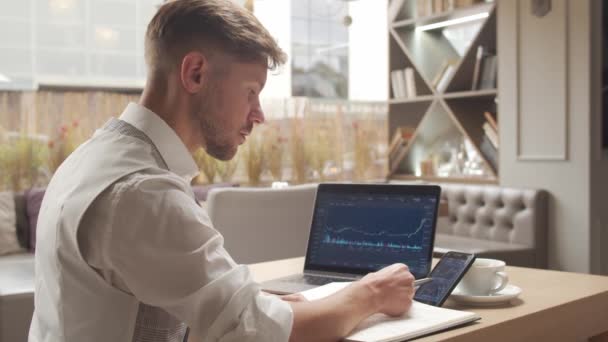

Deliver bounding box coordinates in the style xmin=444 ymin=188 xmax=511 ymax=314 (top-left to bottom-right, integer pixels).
xmin=250 ymin=104 xmax=265 ymax=124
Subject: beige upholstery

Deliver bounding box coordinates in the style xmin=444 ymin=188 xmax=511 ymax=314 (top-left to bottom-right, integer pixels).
xmin=435 ymin=183 xmax=548 ymax=268
xmin=206 ymin=184 xmax=318 ymax=264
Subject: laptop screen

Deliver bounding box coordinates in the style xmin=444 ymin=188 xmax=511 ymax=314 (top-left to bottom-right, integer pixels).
xmin=304 ymin=183 xmax=440 ymax=279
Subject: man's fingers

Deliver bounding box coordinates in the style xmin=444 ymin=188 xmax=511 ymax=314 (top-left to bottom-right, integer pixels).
xmin=280 ymin=293 xmax=308 ymax=302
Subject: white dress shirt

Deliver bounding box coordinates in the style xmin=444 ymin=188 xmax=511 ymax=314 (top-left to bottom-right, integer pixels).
xmin=29 ymin=103 xmax=293 ymax=342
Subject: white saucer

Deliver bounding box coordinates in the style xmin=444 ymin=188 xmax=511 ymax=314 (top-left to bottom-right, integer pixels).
xmin=450 ymin=284 xmax=522 ymax=306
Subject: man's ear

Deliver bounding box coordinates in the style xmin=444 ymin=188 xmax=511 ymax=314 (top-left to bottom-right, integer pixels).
xmin=180 ymin=52 xmax=207 ymax=94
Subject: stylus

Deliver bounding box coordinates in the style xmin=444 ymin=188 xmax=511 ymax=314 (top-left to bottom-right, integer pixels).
xmin=414 ymin=278 xmax=433 ymax=288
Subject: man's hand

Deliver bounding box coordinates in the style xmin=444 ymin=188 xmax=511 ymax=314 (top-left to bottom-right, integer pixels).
xmin=287 ymin=264 xmax=414 ymax=342
xmin=359 ymin=263 xmax=415 ymax=316
xmin=280 ymin=293 xmax=308 ymax=303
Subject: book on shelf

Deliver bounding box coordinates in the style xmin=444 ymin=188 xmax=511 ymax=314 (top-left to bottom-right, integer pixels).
xmin=300 ymin=282 xmax=480 ymax=342
xmin=434 ymin=0 xmax=444 ymax=13
xmin=484 ymin=111 xmax=498 ymax=132
xmin=390 ymin=69 xmax=407 ymax=99
xmin=480 ymin=134 xmax=498 ymax=173
xmin=391 ymin=68 xmax=418 ymax=100
xmin=404 ymin=67 xmax=417 ymax=98
xmin=416 ymin=0 xmax=459 ymax=19
xmin=390 ymin=70 xmax=402 ymax=99
xmin=432 ymin=60 xmax=450 ymax=88
xmin=445 ymin=0 xmax=456 ymax=11
xmin=455 ymin=0 xmax=486 ymax=8
xmin=482 ymin=122 xmax=499 ymax=149
xmin=416 ymin=0 xmax=432 ymax=18
xmin=479 ymin=53 xmax=497 ymax=90
xmin=389 ymin=142 xmax=413 ymax=176
xmin=471 ymin=46 xmax=485 ymax=90
xmin=388 ymin=126 xmax=415 ymax=159
xmin=436 ymin=64 xmax=456 ymax=93
xmin=389 ymin=144 xmax=408 ymax=171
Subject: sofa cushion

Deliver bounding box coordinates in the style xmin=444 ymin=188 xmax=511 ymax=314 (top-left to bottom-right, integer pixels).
xmin=0 ymin=191 xmax=22 ymax=255
xmin=26 ymin=188 xmax=45 ymax=251
xmin=0 ymin=253 xmax=35 ymax=342
xmin=13 ymin=192 xmax=30 ymax=249
xmin=434 ymin=233 xmax=531 ymax=255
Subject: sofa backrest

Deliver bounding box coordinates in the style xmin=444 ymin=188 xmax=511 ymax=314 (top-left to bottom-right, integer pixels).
xmin=437 ymin=183 xmax=548 ymax=251
xmin=206 ymin=184 xmax=318 ymax=264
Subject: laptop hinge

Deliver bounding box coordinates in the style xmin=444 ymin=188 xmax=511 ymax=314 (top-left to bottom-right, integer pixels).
xmin=303 ymin=270 xmax=363 ymax=280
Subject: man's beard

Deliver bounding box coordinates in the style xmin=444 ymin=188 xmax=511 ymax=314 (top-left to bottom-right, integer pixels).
xmin=194 ymin=86 xmax=238 ymax=161
xmin=201 ymin=118 xmax=238 ymax=161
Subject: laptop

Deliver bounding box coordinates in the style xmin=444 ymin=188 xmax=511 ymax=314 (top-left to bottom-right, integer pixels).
xmin=261 ymin=183 xmax=441 ymax=295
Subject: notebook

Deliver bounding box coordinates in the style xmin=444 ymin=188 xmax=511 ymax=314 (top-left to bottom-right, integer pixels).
xmin=301 ymin=282 xmax=480 ymax=342
xmin=261 ymin=183 xmax=441 ymax=295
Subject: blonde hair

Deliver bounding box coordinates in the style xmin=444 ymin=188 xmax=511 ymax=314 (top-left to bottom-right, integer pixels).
xmin=145 ymin=0 xmax=287 ymax=76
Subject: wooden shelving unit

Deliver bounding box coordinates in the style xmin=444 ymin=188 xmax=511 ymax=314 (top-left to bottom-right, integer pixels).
xmin=387 ymin=0 xmax=498 ymax=183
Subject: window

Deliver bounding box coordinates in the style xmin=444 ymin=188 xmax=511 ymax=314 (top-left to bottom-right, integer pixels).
xmin=291 ymin=0 xmax=349 ymax=99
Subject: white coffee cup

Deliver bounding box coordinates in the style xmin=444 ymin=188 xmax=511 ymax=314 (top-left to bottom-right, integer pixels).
xmin=456 ymin=258 xmax=509 ymax=296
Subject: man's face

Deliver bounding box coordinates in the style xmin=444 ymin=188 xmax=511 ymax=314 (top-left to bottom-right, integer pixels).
xmin=194 ymin=59 xmax=267 ymax=161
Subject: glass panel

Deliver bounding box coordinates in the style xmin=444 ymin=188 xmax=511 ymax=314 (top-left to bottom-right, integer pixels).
xmin=37 ymin=0 xmax=85 ymax=25
xmin=0 ymin=0 xmax=31 ymax=19
xmin=89 ymin=52 xmax=137 ymax=78
xmin=291 ymin=0 xmax=309 ymax=19
xmin=330 ymin=21 xmax=348 ymax=43
xmin=291 ymin=0 xmax=349 ymax=99
xmin=37 ymin=49 xmax=86 ymax=75
xmin=90 ymin=26 xmax=137 ymax=51
xmin=0 ymin=21 xmax=31 ymax=48
xmin=292 ymin=18 xmax=308 ymax=45
xmin=310 ymin=19 xmax=330 ymax=46
xmin=138 ymin=0 xmax=164 ymax=28
xmin=135 ymin=28 xmax=146 ymax=61
xmin=136 ymin=54 xmax=146 ymax=78
xmin=0 ymin=48 xmax=32 ymax=74
xmin=90 ymin=0 xmax=136 ymax=28
xmin=37 ymin=23 xmax=85 ymax=48
xmin=309 ymin=0 xmax=328 ymax=18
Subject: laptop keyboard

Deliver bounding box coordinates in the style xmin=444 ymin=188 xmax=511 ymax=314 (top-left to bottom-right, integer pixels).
xmin=281 ymin=274 xmax=353 ymax=286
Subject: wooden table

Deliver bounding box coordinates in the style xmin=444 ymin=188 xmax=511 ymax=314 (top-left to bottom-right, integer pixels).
xmin=249 ymin=257 xmax=608 ymax=342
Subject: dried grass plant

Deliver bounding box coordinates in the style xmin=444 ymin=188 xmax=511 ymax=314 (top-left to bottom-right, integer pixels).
xmin=242 ymin=129 xmax=265 ymax=186
xmin=306 ymin=122 xmax=333 ymax=181
xmin=216 ymin=152 xmax=240 ymax=183
xmin=289 ymin=98 xmax=311 ymax=184
xmin=47 ymin=120 xmax=83 ymax=173
xmin=263 ymin=124 xmax=286 ymax=181
xmin=192 ymin=148 xmax=218 ymax=184
xmin=0 ymin=136 xmax=46 ymax=191
xmin=289 ymin=117 xmax=309 ymax=184
xmin=352 ymin=120 xmax=375 ymax=180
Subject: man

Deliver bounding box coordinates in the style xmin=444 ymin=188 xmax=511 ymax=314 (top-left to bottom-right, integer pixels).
xmin=29 ymin=1 xmax=415 ymax=341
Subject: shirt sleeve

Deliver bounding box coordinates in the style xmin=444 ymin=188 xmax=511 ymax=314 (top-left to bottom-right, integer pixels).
xmin=105 ymin=174 xmax=293 ymax=341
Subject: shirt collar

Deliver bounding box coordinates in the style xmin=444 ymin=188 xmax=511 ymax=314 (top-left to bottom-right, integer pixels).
xmin=119 ymin=102 xmax=199 ymax=182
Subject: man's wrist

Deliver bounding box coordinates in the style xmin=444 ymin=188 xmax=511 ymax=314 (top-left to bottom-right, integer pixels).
xmin=348 ymin=280 xmax=381 ymax=315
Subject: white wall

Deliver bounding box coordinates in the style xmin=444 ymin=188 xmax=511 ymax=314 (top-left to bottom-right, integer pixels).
xmin=254 ymin=0 xmax=292 ymax=100
xmin=348 ymin=0 xmax=388 ymax=101
xmin=498 ymin=0 xmax=605 ymax=273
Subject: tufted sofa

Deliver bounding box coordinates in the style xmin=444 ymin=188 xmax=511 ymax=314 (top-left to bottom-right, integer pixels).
xmin=434 ymin=183 xmax=548 ymax=268
xmin=206 ymin=182 xmax=549 ymax=269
